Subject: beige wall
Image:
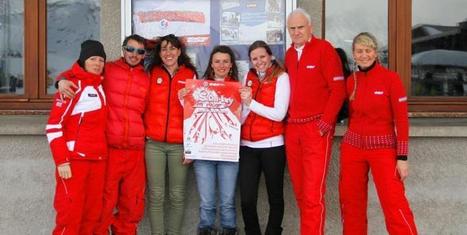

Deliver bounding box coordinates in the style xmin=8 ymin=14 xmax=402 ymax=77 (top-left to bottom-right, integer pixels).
xmin=101 ymin=0 xmax=122 ymax=60
xmin=1 ymin=116 xmax=467 ymax=234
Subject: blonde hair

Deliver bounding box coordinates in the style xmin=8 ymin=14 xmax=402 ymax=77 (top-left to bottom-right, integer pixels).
xmin=352 ymin=32 xmax=378 ymax=51
xmin=349 ymin=32 xmax=379 ymax=101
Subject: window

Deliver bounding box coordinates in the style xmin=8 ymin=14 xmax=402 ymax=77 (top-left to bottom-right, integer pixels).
xmin=0 ymin=1 xmax=24 ymax=95
xmin=46 ymin=0 xmax=101 ymax=94
xmin=411 ymin=0 xmax=467 ymax=97
xmin=325 ymin=0 xmax=467 ymax=112
xmin=325 ymin=0 xmax=388 ymax=68
xmin=0 ymin=0 xmax=101 ymax=110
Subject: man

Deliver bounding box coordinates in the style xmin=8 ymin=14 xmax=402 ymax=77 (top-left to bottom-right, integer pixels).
xmin=58 ymin=34 xmax=149 ymax=235
xmin=284 ymin=8 xmax=346 ymax=235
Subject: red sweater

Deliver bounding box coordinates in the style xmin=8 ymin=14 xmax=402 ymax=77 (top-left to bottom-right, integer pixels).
xmin=284 ymin=36 xmax=345 ymax=133
xmin=343 ymin=63 xmax=409 ymax=156
xmin=103 ymin=58 xmax=149 ymax=150
xmin=241 ymin=70 xmax=284 ymax=141
xmin=46 ymin=63 xmax=107 ymax=166
xmin=144 ymin=65 xmax=196 ymax=143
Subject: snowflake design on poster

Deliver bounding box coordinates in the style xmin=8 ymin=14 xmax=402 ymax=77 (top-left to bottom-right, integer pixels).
xmin=188 ymin=86 xmax=239 ymax=144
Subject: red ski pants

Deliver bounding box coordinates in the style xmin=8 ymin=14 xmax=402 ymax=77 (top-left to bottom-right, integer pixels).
xmin=96 ymin=148 xmax=146 ymax=235
xmin=285 ymin=122 xmax=333 ymax=235
xmin=339 ymin=143 xmax=418 ymax=235
xmin=53 ymin=160 xmax=106 ymax=235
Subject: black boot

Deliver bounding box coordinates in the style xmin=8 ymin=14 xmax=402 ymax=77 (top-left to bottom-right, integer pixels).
xmin=218 ymin=228 xmax=237 ymax=235
xmin=198 ymin=228 xmax=216 ymax=235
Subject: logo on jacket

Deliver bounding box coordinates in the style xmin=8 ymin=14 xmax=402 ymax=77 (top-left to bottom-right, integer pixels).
xmin=247 ymin=80 xmax=253 ymax=87
xmin=156 ymin=77 xmax=163 ymax=84
xmin=55 ymin=98 xmax=65 ymax=107
xmin=374 ymin=91 xmax=384 ymax=95
xmin=88 ymin=93 xmax=98 ymax=97
xmin=306 ymin=65 xmax=316 ymax=69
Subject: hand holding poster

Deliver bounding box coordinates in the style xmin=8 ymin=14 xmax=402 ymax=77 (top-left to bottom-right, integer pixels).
xmin=183 ymin=79 xmax=241 ymax=162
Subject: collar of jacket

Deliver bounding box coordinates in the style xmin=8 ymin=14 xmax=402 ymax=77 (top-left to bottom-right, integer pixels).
xmin=71 ymin=62 xmax=103 ymax=86
xmin=357 ymin=61 xmax=377 ymax=73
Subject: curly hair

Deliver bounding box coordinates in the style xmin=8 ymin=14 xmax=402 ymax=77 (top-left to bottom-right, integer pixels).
xmin=146 ymin=34 xmax=197 ymax=77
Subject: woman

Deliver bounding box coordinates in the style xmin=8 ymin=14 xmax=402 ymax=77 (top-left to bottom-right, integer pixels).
xmin=339 ymin=32 xmax=418 ymax=235
xmin=238 ymin=40 xmax=289 ymax=235
xmin=182 ymin=45 xmax=240 ymax=235
xmin=46 ymin=40 xmax=107 ymax=234
xmin=144 ymin=34 xmax=197 ymax=235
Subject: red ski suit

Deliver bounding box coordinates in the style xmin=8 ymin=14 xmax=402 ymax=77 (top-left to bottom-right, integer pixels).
xmin=96 ymin=58 xmax=149 ymax=235
xmin=339 ymin=63 xmax=418 ymax=235
xmin=284 ymin=36 xmax=345 ymax=235
xmin=46 ymin=63 xmax=107 ymax=235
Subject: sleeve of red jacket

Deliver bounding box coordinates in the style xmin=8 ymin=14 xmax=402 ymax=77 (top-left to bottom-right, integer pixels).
xmin=46 ymin=93 xmax=73 ymax=166
xmin=53 ymin=69 xmax=74 ymax=89
xmin=317 ymin=42 xmax=346 ymax=134
xmin=389 ymin=73 xmax=409 ymax=156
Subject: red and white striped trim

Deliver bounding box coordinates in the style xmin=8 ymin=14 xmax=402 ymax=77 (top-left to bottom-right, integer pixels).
xmin=47 ymin=131 xmax=63 ymax=143
xmin=317 ymin=119 xmax=333 ymax=134
xmin=343 ymin=130 xmax=397 ymax=150
xmin=333 ymin=76 xmax=344 ymax=81
xmin=397 ymin=140 xmax=409 ymax=156
xmin=287 ymin=114 xmax=322 ymax=123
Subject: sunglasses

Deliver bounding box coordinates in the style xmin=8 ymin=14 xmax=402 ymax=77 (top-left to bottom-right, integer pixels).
xmin=123 ymin=46 xmax=146 ymax=55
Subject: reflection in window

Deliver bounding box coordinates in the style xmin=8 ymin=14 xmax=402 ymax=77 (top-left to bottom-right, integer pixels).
xmin=0 ymin=1 xmax=24 ymax=95
xmin=411 ymin=0 xmax=467 ymax=96
xmin=325 ymin=0 xmax=388 ymax=70
xmin=47 ymin=0 xmax=101 ymax=94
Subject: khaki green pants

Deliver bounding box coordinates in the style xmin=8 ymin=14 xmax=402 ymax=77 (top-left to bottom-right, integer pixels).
xmin=145 ymin=139 xmax=189 ymax=235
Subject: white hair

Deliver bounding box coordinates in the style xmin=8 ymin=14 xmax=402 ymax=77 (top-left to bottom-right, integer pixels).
xmin=288 ymin=8 xmax=312 ymax=25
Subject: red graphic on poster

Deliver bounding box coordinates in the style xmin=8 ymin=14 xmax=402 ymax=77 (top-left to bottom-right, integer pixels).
xmin=183 ymin=79 xmax=241 ymax=162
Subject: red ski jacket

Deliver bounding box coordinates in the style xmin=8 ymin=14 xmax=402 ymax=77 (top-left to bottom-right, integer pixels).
xmin=343 ymin=63 xmax=409 ymax=156
xmin=46 ymin=63 xmax=107 ymax=166
xmin=104 ymin=58 xmax=149 ymax=150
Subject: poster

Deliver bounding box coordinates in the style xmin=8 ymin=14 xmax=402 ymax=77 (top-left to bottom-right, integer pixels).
xmin=132 ymin=0 xmax=287 ymax=79
xmin=220 ymin=0 xmax=285 ymax=45
xmin=183 ymin=79 xmax=241 ymax=162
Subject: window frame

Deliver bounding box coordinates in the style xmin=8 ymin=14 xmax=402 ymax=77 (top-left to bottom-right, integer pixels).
xmin=323 ymin=0 xmax=467 ymax=113
xmin=400 ymin=0 xmax=467 ymax=112
xmin=0 ymin=0 xmax=51 ymax=110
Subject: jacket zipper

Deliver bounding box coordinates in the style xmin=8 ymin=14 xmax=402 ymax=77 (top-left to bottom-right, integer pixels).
xmin=249 ymin=79 xmax=262 ymax=140
xmin=74 ymin=112 xmax=84 ymax=154
xmin=123 ymin=68 xmax=133 ymax=146
xmin=164 ymin=70 xmax=173 ymax=142
xmin=361 ymin=72 xmax=368 ymax=139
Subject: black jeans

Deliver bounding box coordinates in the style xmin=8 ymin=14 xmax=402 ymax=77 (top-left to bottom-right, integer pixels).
xmin=239 ymin=145 xmax=286 ymax=235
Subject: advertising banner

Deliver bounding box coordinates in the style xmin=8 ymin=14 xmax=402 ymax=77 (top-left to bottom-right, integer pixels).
xmin=183 ymin=79 xmax=241 ymax=162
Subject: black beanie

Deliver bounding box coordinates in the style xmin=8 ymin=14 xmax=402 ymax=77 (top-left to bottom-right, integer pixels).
xmin=78 ymin=40 xmax=106 ymax=67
